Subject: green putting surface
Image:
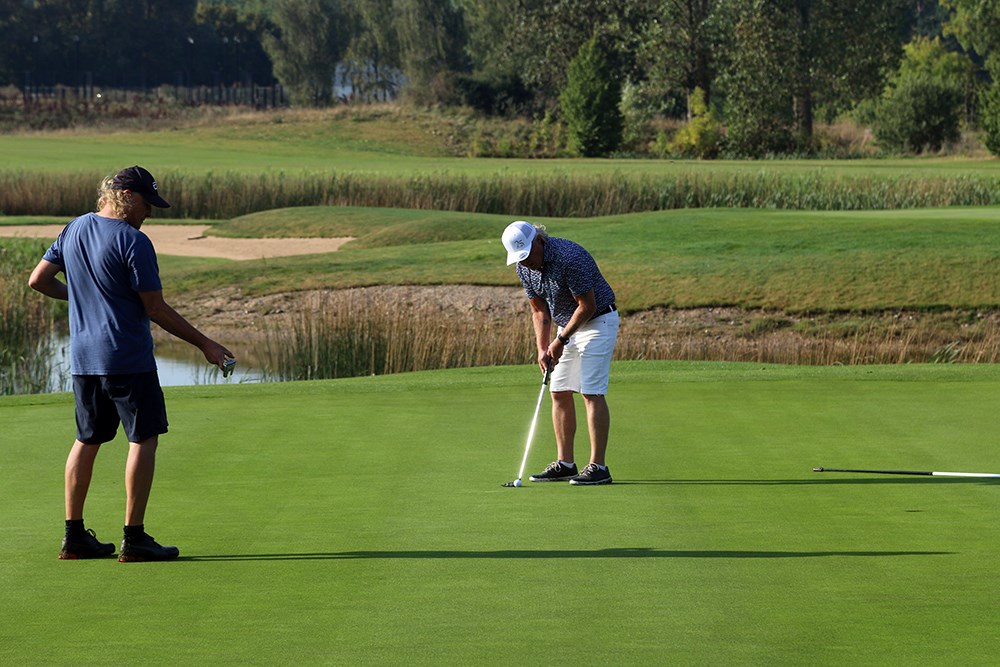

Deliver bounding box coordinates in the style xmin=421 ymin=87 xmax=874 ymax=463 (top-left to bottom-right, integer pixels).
xmin=2 ymin=362 xmax=998 ymax=664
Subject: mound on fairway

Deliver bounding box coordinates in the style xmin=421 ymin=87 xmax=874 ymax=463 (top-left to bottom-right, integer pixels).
xmin=2 ymin=361 xmax=999 ymax=665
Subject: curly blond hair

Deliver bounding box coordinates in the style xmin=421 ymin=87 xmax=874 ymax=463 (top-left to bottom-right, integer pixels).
xmin=96 ymin=176 xmax=135 ymax=219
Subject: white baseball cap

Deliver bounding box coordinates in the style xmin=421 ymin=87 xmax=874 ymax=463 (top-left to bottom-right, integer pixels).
xmin=502 ymin=221 xmax=537 ymax=265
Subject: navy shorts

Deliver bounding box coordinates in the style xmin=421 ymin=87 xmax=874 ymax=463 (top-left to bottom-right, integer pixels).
xmin=73 ymin=372 xmax=169 ymax=444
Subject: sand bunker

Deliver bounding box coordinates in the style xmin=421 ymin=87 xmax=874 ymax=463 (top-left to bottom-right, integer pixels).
xmin=0 ymin=224 xmax=353 ymax=260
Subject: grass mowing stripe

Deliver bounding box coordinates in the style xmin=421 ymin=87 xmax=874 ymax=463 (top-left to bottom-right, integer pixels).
xmin=2 ymin=362 xmax=999 ymax=664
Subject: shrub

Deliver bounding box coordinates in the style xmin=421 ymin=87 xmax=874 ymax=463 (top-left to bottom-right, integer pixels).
xmin=559 ymin=38 xmax=623 ymax=157
xmin=873 ymin=36 xmax=968 ymax=154
xmin=874 ymin=75 xmax=962 ymax=153
xmin=668 ymin=87 xmax=724 ymax=158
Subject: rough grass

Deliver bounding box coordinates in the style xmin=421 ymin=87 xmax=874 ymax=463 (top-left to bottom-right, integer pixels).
xmin=4 ymin=167 xmax=1000 ymax=219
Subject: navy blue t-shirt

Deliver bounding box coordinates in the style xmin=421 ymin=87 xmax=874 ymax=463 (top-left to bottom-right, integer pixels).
xmin=515 ymin=236 xmax=615 ymax=327
xmin=43 ymin=213 xmax=162 ymax=375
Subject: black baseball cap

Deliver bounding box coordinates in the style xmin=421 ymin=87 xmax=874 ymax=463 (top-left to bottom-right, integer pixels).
xmin=111 ymin=165 xmax=170 ymax=208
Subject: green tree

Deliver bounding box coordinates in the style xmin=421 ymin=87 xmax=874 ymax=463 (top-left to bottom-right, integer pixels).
xmin=342 ymin=0 xmax=402 ymax=101
xmin=559 ymin=37 xmax=623 ymax=156
xmin=0 ymin=0 xmax=28 ymax=84
xmin=720 ymin=0 xmax=796 ymax=156
xmin=719 ymin=0 xmax=909 ymax=154
xmin=195 ymin=2 xmax=276 ymax=86
xmin=263 ymin=0 xmax=351 ymax=106
xmin=979 ymin=57 xmax=1000 ymax=155
xmin=941 ymin=0 xmax=1000 ymax=56
xmin=788 ymin=0 xmax=909 ymax=143
xmin=635 ymin=0 xmax=723 ymax=108
xmin=940 ymin=0 xmax=1000 ymax=153
xmin=392 ymin=0 xmax=468 ymax=104
xmin=489 ymin=0 xmax=649 ymax=107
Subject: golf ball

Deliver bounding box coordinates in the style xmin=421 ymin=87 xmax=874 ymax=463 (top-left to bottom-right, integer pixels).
xmin=513 ymin=479 xmax=522 ymax=487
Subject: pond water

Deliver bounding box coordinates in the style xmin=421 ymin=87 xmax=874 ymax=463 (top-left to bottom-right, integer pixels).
xmin=47 ymin=335 xmax=266 ymax=392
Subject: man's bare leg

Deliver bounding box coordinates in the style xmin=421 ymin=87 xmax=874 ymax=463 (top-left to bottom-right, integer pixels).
xmin=551 ymin=391 xmax=577 ymax=464
xmin=125 ymin=436 xmax=158 ymax=526
xmin=65 ymin=440 xmax=101 ymax=520
xmin=583 ymin=394 xmax=610 ymax=466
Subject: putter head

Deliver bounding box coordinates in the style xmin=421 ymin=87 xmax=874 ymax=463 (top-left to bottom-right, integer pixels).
xmin=222 ymin=357 xmax=237 ymax=378
xmin=501 ymin=480 xmax=522 ymax=487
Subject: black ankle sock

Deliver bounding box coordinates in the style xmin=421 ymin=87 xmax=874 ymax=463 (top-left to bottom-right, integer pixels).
xmin=65 ymin=519 xmax=85 ymax=537
xmin=124 ymin=524 xmax=145 ymax=540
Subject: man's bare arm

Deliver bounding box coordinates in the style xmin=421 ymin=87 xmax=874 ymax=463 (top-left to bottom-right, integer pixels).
xmin=28 ymin=260 xmax=68 ymax=301
xmin=138 ymin=290 xmax=233 ymax=368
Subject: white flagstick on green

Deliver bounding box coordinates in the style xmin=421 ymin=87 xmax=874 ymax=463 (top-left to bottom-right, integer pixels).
xmin=813 ymin=467 xmax=1000 ymax=478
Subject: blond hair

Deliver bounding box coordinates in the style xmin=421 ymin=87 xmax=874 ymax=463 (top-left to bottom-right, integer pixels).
xmin=533 ymin=224 xmax=549 ymax=240
xmin=96 ymin=176 xmax=133 ymax=219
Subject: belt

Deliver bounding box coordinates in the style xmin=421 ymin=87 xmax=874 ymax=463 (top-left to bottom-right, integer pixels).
xmin=590 ymin=303 xmax=617 ymax=320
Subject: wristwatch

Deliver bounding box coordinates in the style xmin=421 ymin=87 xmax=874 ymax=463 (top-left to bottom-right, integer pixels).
xmin=557 ymin=334 xmax=570 ymax=345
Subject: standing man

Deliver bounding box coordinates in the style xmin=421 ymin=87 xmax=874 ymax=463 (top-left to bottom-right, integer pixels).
xmin=501 ymin=220 xmax=620 ymax=485
xmin=29 ymin=166 xmax=233 ymax=562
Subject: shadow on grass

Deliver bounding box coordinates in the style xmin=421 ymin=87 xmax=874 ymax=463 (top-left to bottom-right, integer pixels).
xmin=618 ymin=478 xmax=1000 ymax=485
xmin=182 ymin=548 xmax=953 ymax=562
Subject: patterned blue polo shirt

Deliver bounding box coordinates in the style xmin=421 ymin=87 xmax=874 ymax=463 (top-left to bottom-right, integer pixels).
xmin=515 ymin=236 xmax=615 ymax=327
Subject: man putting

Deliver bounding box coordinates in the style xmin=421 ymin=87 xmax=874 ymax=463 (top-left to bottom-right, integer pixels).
xmin=29 ymin=166 xmax=233 ymax=562
xmin=501 ymin=220 xmax=620 ymax=485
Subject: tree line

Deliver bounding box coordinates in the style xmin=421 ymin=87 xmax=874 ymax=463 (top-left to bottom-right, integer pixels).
xmin=2 ymin=0 xmax=999 ymax=157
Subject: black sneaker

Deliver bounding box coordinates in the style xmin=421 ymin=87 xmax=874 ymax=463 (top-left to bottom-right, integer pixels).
xmin=118 ymin=533 xmax=180 ymax=563
xmin=569 ymin=463 xmax=613 ymax=486
xmin=58 ymin=528 xmax=116 ymax=560
xmin=529 ymin=461 xmax=578 ymax=482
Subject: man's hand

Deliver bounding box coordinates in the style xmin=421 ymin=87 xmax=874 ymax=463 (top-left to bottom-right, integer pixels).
xmin=200 ymin=339 xmax=234 ymax=370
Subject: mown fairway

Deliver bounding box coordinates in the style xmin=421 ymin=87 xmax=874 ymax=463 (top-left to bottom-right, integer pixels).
xmin=1 ymin=110 xmax=998 ymax=177
xmin=3 ymin=362 xmax=1000 ymax=665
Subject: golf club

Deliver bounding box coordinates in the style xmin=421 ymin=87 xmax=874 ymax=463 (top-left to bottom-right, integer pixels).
xmin=502 ymin=364 xmax=552 ymax=488
xmin=813 ymin=466 xmax=1000 ymax=478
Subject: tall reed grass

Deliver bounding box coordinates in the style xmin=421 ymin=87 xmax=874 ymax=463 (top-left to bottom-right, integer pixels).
xmin=4 ymin=169 xmax=1000 ymax=219
xmin=0 ymin=240 xmax=63 ymax=395
xmin=258 ymin=301 xmax=1000 ymax=385
xmin=617 ymin=308 xmax=1000 ymax=365
xmin=260 ymin=292 xmax=532 ymax=380
xmin=9 ymin=289 xmax=1000 ymax=395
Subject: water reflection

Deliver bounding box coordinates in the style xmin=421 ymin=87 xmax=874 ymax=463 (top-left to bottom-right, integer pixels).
xmin=47 ymin=335 xmax=264 ymax=392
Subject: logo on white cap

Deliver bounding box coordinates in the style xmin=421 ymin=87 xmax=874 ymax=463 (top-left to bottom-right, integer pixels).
xmin=502 ymin=221 xmax=536 ymax=265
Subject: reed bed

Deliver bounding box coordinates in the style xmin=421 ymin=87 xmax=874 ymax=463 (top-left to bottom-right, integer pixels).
xmin=0 ymin=240 xmax=63 ymax=395
xmin=617 ymin=307 xmax=1000 ymax=366
xmin=8 ymin=289 xmax=1000 ymax=395
xmin=260 ymin=292 xmax=533 ymax=381
xmin=4 ymin=169 xmax=1000 ymax=219
xmin=257 ymin=301 xmax=1000 ymax=384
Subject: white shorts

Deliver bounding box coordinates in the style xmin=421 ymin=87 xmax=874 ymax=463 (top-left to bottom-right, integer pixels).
xmin=550 ymin=310 xmax=619 ymax=395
